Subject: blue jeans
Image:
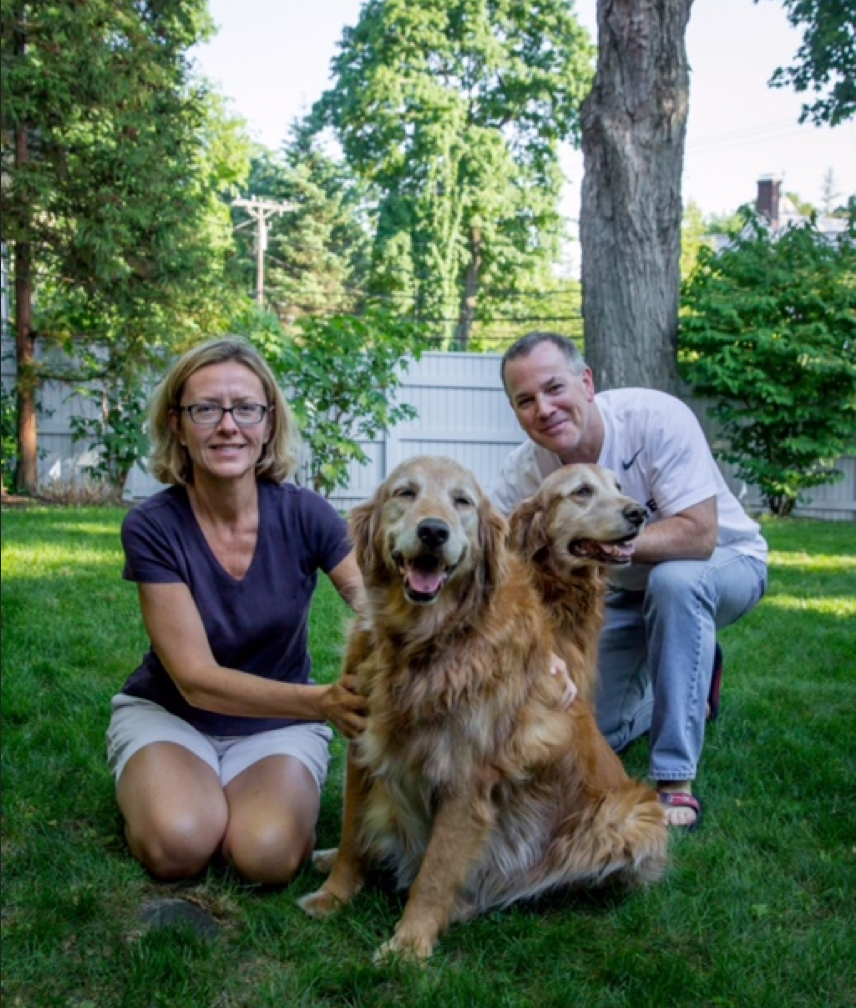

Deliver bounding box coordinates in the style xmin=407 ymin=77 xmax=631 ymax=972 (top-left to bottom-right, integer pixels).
xmin=595 ymin=549 xmax=768 ymax=783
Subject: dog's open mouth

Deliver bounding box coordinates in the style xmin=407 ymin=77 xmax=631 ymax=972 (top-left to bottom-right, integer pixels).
xmin=396 ymin=554 xmax=452 ymax=604
xmin=569 ymin=535 xmax=638 ymax=565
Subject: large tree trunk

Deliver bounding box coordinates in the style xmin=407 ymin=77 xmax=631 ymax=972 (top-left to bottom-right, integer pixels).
xmin=14 ymin=123 xmax=39 ymax=494
xmin=579 ymin=0 xmax=693 ymax=392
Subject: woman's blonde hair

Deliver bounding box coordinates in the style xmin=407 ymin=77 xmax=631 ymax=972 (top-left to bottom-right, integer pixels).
xmin=147 ymin=337 xmax=302 ymax=485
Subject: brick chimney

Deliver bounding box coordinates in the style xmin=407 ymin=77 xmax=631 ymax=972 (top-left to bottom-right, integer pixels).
xmin=756 ymin=176 xmax=781 ymax=229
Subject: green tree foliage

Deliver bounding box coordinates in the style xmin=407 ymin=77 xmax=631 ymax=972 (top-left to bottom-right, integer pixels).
xmin=680 ymin=201 xmax=716 ymax=281
xmin=704 ymin=208 xmax=751 ymax=238
xmin=680 ymin=212 xmax=856 ymax=516
xmin=758 ymin=0 xmax=856 ymax=126
xmin=68 ymin=378 xmax=149 ymax=498
xmin=241 ymin=306 xmax=430 ymax=496
xmin=470 ymin=276 xmax=584 ymax=353
xmin=1 ymin=382 xmax=17 ymax=494
xmin=312 ymin=0 xmax=594 ymax=348
xmin=785 ymin=189 xmax=817 ymax=218
xmin=230 ymin=126 xmax=372 ymax=321
xmin=1 ymin=0 xmax=251 ymax=493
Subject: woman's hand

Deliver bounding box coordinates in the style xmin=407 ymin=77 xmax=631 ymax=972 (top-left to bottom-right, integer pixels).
xmin=319 ymin=673 xmax=368 ymax=739
xmin=549 ymin=653 xmax=577 ymax=709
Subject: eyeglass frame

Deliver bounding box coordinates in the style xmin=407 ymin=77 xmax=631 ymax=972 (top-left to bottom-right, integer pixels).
xmin=177 ymin=402 xmax=272 ymax=427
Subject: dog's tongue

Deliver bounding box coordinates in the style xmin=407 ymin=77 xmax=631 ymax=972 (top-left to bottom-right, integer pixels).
xmin=608 ymin=540 xmax=636 ymax=560
xmin=576 ymin=538 xmax=635 ymax=561
xmin=407 ymin=569 xmax=445 ymax=594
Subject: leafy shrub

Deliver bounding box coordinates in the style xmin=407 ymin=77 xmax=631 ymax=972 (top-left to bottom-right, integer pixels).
xmin=1 ymin=382 xmax=17 ymax=493
xmin=69 ymin=377 xmax=150 ymax=498
xmin=239 ymin=306 xmax=430 ymax=496
xmin=680 ymin=211 xmax=856 ymax=516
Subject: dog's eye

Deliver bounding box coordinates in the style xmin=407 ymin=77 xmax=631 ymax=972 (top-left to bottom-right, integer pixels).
xmin=573 ymin=485 xmax=594 ymax=499
xmin=453 ymin=494 xmax=474 ymax=508
xmin=393 ymin=487 xmax=416 ymax=499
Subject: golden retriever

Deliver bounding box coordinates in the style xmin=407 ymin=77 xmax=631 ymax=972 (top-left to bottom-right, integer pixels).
xmin=298 ymin=456 xmax=666 ymax=962
xmin=508 ymin=463 xmax=647 ymax=705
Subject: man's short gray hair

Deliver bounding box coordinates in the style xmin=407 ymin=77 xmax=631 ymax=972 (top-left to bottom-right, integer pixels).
xmin=500 ymin=332 xmax=586 ymax=391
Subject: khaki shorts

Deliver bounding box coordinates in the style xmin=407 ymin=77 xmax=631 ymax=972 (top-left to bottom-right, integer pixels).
xmin=106 ymin=694 xmax=333 ymax=790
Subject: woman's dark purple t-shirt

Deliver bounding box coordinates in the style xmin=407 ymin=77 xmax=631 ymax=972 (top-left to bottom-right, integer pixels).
xmin=119 ymin=481 xmax=351 ymax=736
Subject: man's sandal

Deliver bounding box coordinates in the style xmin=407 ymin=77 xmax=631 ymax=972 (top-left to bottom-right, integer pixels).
xmin=658 ymin=791 xmax=703 ymax=832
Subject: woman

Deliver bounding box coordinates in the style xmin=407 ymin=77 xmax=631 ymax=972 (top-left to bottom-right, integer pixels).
xmin=107 ymin=337 xmax=366 ymax=883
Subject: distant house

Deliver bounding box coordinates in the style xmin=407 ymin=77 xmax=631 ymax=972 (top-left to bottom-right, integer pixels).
xmin=755 ymin=175 xmax=848 ymax=241
xmin=705 ymin=176 xmax=848 ymax=254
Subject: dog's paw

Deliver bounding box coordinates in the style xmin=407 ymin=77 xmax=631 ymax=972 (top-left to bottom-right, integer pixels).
xmin=373 ymin=929 xmax=434 ymax=965
xmin=310 ymin=847 xmax=339 ymax=874
xmin=296 ymin=887 xmax=344 ymax=920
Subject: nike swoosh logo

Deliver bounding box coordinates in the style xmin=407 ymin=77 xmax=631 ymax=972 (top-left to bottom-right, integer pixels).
xmin=621 ymin=448 xmax=643 ymax=471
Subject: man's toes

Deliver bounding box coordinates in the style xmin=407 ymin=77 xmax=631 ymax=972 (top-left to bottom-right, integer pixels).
xmin=657 ymin=791 xmax=702 ymax=831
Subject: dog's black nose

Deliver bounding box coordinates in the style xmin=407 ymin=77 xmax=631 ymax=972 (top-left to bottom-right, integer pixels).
xmin=417 ymin=519 xmax=450 ymax=548
xmin=624 ymin=503 xmax=646 ymax=527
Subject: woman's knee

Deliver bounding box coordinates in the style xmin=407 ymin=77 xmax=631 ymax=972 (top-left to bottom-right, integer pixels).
xmin=223 ymin=815 xmax=315 ymax=885
xmin=125 ymin=804 xmax=227 ymax=880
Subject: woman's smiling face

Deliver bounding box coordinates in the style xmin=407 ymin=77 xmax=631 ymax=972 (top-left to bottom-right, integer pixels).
xmin=171 ymin=361 xmax=272 ymax=484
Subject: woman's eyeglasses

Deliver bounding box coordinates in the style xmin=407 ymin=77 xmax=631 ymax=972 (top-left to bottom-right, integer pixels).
xmin=179 ymin=403 xmax=270 ymax=427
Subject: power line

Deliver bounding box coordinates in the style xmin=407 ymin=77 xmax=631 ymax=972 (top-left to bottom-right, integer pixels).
xmin=687 ymin=119 xmax=806 ymax=154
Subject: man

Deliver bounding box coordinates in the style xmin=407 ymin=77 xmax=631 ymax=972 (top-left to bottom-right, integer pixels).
xmin=492 ymin=332 xmax=768 ymax=830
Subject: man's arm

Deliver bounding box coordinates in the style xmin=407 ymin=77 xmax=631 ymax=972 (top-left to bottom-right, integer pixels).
xmin=630 ymin=497 xmax=718 ymax=564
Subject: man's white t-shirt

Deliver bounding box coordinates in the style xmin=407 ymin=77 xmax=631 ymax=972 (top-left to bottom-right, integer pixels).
xmin=491 ymin=388 xmax=768 ymax=591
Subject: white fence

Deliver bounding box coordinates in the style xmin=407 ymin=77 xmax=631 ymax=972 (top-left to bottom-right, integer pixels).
xmin=6 ymin=350 xmax=856 ymax=520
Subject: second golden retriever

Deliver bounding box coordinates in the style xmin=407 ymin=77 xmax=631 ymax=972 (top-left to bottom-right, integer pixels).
xmin=509 ymin=463 xmax=647 ymax=705
xmin=298 ymin=456 xmax=666 ymax=961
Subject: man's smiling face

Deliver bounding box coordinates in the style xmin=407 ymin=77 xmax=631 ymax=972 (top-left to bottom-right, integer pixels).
xmin=504 ymin=341 xmax=599 ymax=463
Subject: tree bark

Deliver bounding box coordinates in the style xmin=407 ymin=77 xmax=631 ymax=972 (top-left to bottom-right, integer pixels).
xmin=14 ymin=122 xmax=39 ymax=494
xmin=580 ymin=0 xmax=693 ymax=393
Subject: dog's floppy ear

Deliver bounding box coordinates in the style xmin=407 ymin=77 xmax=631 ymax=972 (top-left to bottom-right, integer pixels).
xmin=508 ymin=494 xmax=549 ymax=564
xmin=478 ymin=498 xmax=510 ymax=595
xmin=349 ymin=495 xmax=381 ymax=573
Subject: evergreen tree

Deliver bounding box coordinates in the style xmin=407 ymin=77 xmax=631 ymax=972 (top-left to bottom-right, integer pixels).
xmin=1 ymin=0 xmax=250 ymax=492
xmin=231 ymin=126 xmax=371 ymax=322
xmin=820 ymin=167 xmax=842 ymax=214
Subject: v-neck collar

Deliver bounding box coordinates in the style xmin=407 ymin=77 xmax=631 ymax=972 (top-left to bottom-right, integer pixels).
xmin=179 ymin=483 xmax=264 ymax=586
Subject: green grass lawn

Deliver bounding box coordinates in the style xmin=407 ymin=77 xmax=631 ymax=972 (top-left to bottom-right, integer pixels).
xmin=2 ymin=507 xmax=854 ymax=1008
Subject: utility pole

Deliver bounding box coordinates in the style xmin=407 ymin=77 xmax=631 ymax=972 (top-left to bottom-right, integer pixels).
xmin=232 ymin=196 xmax=293 ymax=307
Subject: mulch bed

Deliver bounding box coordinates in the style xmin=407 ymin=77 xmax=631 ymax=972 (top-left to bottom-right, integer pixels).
xmin=1 ymin=491 xmax=52 ymax=508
